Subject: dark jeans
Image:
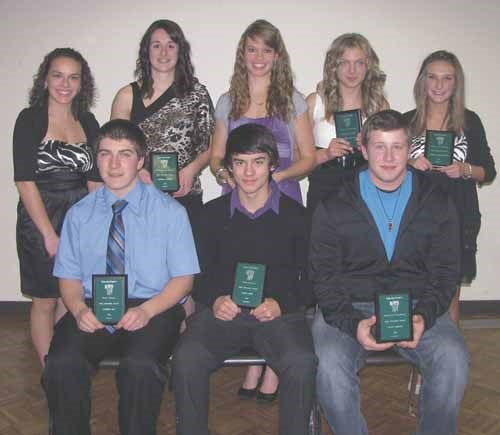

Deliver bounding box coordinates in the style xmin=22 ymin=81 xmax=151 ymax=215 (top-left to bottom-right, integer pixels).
xmin=173 ymin=308 xmax=317 ymax=435
xmin=42 ymin=300 xmax=184 ymax=435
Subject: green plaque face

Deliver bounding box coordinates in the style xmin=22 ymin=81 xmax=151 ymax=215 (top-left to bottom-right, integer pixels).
xmin=92 ymin=275 xmax=128 ymax=325
xmin=232 ymin=262 xmax=266 ymax=308
xmin=150 ymin=152 xmax=180 ymax=192
xmin=374 ymin=291 xmax=413 ymax=343
xmin=334 ymin=109 xmax=362 ymax=148
xmin=425 ymin=130 xmax=454 ymax=167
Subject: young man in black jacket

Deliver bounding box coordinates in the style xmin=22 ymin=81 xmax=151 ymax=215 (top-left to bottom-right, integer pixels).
xmin=173 ymin=123 xmax=317 ymax=435
xmin=310 ymin=110 xmax=469 ymax=435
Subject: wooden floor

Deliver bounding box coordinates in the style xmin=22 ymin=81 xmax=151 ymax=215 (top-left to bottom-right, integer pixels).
xmin=1 ymin=313 xmax=500 ymax=435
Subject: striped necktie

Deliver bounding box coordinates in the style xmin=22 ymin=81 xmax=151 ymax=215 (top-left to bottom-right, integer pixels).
xmin=106 ymin=200 xmax=128 ymax=275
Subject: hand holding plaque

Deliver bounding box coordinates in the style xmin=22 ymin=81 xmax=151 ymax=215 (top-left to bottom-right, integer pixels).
xmin=374 ymin=291 xmax=413 ymax=343
xmin=334 ymin=109 xmax=362 ymax=148
xmin=232 ymin=262 xmax=266 ymax=308
xmin=92 ymin=275 xmax=128 ymax=325
xmin=150 ymin=152 xmax=180 ymax=192
xmin=425 ymin=130 xmax=454 ymax=167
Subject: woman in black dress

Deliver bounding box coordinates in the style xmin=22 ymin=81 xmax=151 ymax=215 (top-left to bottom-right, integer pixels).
xmin=13 ymin=48 xmax=100 ymax=366
xmin=404 ymin=50 xmax=496 ymax=322
xmin=111 ymin=19 xmax=215 ymax=222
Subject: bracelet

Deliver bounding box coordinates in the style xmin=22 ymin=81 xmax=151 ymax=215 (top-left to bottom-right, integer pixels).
xmin=462 ymin=163 xmax=473 ymax=180
xmin=215 ymin=166 xmax=228 ymax=185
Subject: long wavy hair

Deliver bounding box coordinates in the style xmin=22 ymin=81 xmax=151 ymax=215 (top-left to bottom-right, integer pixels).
xmin=229 ymin=19 xmax=295 ymax=122
xmin=135 ymin=19 xmax=195 ymax=100
xmin=410 ymin=50 xmax=466 ymax=137
xmin=317 ymin=33 xmax=387 ymax=120
xmin=29 ymin=48 xmax=95 ymax=119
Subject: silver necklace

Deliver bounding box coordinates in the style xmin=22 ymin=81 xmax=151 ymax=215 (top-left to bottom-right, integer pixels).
xmin=375 ymin=186 xmax=402 ymax=232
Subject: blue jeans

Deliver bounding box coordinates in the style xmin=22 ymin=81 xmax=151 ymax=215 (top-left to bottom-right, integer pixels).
xmin=312 ymin=305 xmax=469 ymax=435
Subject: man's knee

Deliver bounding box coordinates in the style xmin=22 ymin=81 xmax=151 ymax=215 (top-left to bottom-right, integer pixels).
xmin=281 ymin=349 xmax=318 ymax=380
xmin=118 ymin=353 xmax=167 ymax=385
xmin=432 ymin=335 xmax=469 ymax=384
xmin=172 ymin=339 xmax=215 ymax=380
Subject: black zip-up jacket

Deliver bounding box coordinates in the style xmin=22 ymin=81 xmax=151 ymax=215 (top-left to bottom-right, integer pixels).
xmin=309 ymin=167 xmax=460 ymax=338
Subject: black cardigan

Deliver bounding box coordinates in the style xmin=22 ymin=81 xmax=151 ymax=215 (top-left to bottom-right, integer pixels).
xmin=192 ymin=193 xmax=312 ymax=314
xmin=13 ymin=104 xmax=101 ymax=182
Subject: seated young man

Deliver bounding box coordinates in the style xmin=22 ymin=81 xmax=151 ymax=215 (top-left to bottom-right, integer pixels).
xmin=42 ymin=119 xmax=199 ymax=435
xmin=173 ymin=123 xmax=317 ymax=435
xmin=309 ymin=109 xmax=469 ymax=435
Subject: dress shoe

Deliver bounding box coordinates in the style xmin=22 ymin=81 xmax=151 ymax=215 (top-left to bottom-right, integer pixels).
xmin=256 ymin=388 xmax=278 ymax=403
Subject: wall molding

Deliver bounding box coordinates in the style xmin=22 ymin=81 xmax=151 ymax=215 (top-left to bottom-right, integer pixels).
xmin=1 ymin=300 xmax=499 ymax=315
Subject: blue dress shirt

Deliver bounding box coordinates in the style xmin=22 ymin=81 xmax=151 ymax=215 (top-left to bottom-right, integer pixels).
xmin=54 ymin=180 xmax=200 ymax=299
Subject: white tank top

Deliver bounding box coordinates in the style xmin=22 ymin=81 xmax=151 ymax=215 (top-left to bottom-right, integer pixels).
xmin=312 ymin=94 xmax=336 ymax=149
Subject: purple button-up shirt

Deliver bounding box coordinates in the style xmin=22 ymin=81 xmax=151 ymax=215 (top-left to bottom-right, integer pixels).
xmin=230 ymin=181 xmax=281 ymax=219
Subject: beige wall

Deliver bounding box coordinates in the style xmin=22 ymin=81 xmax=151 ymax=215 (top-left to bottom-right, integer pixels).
xmin=2 ymin=0 xmax=499 ymax=301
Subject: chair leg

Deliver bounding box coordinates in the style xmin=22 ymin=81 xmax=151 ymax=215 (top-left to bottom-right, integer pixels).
xmin=408 ymin=366 xmax=419 ymax=417
xmin=308 ymin=400 xmax=322 ymax=435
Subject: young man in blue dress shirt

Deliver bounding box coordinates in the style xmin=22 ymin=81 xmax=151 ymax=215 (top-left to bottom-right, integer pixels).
xmin=42 ymin=119 xmax=199 ymax=435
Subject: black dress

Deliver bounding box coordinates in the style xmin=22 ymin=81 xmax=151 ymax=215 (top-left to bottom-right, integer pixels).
xmin=403 ymin=109 xmax=496 ymax=283
xmin=13 ymin=105 xmax=100 ymax=298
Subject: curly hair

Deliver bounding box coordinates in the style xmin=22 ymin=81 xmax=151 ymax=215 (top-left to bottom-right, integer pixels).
xmin=229 ymin=19 xmax=295 ymax=123
xmin=410 ymin=50 xmax=465 ymax=137
xmin=29 ymin=47 xmax=95 ymax=119
xmin=135 ymin=19 xmax=195 ymax=100
xmin=317 ymin=33 xmax=387 ymax=121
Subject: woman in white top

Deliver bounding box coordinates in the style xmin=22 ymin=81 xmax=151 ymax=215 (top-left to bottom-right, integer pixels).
xmin=306 ymin=33 xmax=388 ymax=211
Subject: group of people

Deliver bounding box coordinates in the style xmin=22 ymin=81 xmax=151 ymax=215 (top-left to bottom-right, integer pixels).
xmin=12 ymin=16 xmax=495 ymax=435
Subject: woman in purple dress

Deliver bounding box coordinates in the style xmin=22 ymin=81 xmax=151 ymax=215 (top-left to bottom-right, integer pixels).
xmin=210 ymin=19 xmax=315 ymax=204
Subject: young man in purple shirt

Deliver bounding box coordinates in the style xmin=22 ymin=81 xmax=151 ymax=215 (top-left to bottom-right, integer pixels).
xmin=42 ymin=119 xmax=199 ymax=435
xmin=173 ymin=123 xmax=317 ymax=435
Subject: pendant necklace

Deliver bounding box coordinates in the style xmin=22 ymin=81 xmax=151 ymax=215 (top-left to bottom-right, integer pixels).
xmin=375 ymin=186 xmax=402 ymax=232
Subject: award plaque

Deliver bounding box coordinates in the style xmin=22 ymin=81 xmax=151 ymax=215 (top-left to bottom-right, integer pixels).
xmin=92 ymin=275 xmax=128 ymax=325
xmin=150 ymin=152 xmax=180 ymax=192
xmin=334 ymin=109 xmax=362 ymax=148
xmin=374 ymin=291 xmax=413 ymax=343
xmin=232 ymin=262 xmax=266 ymax=308
xmin=425 ymin=130 xmax=454 ymax=167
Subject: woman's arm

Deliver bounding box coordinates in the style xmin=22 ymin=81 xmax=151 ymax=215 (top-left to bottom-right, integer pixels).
xmin=209 ymin=119 xmax=234 ymax=187
xmin=174 ymin=86 xmax=215 ymax=197
xmin=110 ymin=84 xmax=133 ymax=120
xmin=173 ymin=149 xmax=210 ymax=197
xmin=16 ymin=181 xmax=59 ymax=257
xmin=305 ymin=92 xmax=352 ymax=167
xmin=273 ymin=111 xmax=315 ymax=183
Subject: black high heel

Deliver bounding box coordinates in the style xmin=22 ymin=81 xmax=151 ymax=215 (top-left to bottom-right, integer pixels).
xmin=256 ymin=387 xmax=278 ymax=403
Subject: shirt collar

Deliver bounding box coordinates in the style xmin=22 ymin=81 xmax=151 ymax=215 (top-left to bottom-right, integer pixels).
xmin=100 ymin=179 xmax=145 ymax=215
xmin=230 ymin=181 xmax=281 ymax=219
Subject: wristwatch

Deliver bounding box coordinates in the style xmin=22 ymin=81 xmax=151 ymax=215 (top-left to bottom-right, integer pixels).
xmin=215 ymin=166 xmax=229 ymax=185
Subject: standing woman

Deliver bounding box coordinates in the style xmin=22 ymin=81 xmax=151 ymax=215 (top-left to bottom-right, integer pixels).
xmin=111 ymin=19 xmax=215 ymax=221
xmin=209 ymin=19 xmax=315 ymax=402
xmin=405 ymin=50 xmax=496 ymax=322
xmin=210 ymin=19 xmax=315 ymax=203
xmin=13 ymin=48 xmax=100 ymax=366
xmin=306 ymin=33 xmax=388 ymax=211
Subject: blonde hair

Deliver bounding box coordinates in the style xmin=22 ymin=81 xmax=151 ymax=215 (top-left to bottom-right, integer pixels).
xmin=229 ymin=19 xmax=294 ymax=122
xmin=317 ymin=33 xmax=387 ymax=120
xmin=410 ymin=50 xmax=465 ymax=137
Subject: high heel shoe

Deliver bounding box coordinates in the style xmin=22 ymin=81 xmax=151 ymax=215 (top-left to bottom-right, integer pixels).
xmin=256 ymin=387 xmax=278 ymax=403
xmin=237 ymin=385 xmax=258 ymax=399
